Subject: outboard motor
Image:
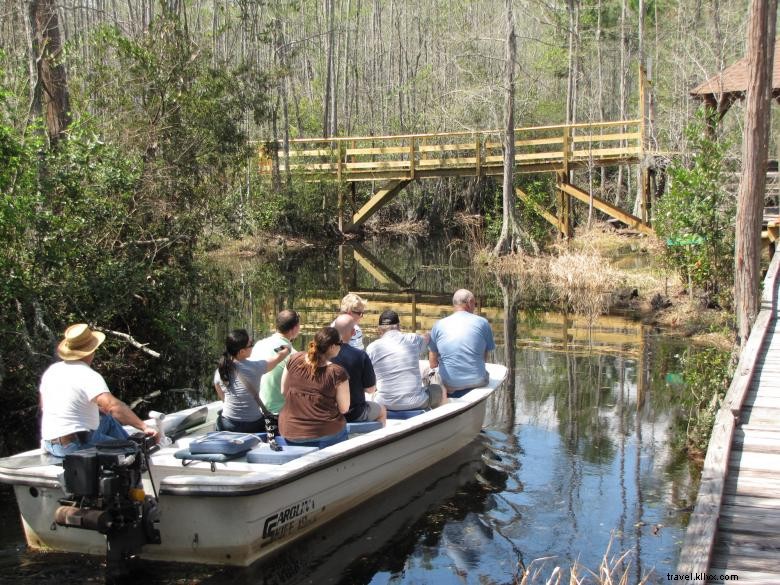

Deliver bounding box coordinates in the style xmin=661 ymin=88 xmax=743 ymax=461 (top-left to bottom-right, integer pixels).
xmin=55 ymin=435 xmax=160 ymax=581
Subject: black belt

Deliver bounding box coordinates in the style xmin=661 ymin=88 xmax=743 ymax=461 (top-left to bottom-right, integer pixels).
xmin=49 ymin=431 xmax=89 ymax=446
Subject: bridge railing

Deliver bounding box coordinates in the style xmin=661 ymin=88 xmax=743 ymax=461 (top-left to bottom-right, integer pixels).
xmin=258 ymin=119 xmax=642 ymax=181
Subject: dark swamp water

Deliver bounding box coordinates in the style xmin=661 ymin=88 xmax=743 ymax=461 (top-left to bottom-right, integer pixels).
xmin=0 ymin=236 xmax=704 ymax=585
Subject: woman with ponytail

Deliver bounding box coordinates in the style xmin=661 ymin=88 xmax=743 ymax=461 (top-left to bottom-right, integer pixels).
xmin=279 ymin=326 xmax=350 ymax=448
xmin=213 ymin=328 xmax=290 ymax=433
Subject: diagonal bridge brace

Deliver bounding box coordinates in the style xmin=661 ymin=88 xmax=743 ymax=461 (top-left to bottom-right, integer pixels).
xmin=557 ymin=182 xmax=653 ymax=235
xmin=342 ymin=179 xmax=413 ymax=232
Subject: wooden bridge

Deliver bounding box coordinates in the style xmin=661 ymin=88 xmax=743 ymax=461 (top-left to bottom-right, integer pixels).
xmin=259 ymin=117 xmax=654 ymax=237
xmin=677 ymin=250 xmax=780 ymax=584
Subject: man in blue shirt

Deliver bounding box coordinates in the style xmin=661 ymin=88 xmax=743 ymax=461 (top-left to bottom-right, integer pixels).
xmin=331 ymin=314 xmax=386 ymax=425
xmin=428 ymin=289 xmax=495 ymax=397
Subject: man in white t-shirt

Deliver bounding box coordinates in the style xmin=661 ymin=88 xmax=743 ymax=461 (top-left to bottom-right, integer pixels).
xmin=366 ymin=310 xmax=444 ymax=411
xmin=39 ymin=323 xmax=159 ymax=457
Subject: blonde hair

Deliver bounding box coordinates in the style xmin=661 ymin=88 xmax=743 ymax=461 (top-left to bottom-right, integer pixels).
xmin=340 ymin=293 xmax=366 ymax=314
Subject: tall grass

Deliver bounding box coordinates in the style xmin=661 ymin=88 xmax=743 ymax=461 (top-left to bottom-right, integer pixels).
xmin=483 ymin=243 xmax=626 ymax=321
xmin=514 ymin=539 xmax=651 ymax=584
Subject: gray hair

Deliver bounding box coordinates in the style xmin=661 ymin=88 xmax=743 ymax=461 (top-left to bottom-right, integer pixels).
xmin=452 ymin=289 xmax=475 ymax=307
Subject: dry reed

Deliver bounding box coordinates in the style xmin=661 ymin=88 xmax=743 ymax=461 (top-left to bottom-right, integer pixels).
xmin=484 ymin=243 xmax=626 ymax=321
xmin=514 ymin=537 xmax=652 ymax=585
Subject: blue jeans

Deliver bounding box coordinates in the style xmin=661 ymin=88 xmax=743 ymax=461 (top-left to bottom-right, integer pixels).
xmin=43 ymin=414 xmax=130 ymax=457
xmin=284 ymin=428 xmax=348 ymax=449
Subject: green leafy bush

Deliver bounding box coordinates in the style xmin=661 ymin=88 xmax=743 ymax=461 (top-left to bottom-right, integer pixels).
xmin=654 ymin=111 xmax=736 ymax=308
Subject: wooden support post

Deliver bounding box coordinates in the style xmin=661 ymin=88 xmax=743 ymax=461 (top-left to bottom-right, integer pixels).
xmin=560 ymin=127 xmax=573 ymax=238
xmin=475 ymin=136 xmax=482 ymax=176
xmin=338 ymin=186 xmax=344 ymax=232
xmin=409 ymin=137 xmax=416 ymax=180
xmin=556 ymin=170 xmax=572 ymax=239
xmin=336 ymin=141 xmax=343 ymax=182
xmin=338 ymin=245 xmax=346 ymax=294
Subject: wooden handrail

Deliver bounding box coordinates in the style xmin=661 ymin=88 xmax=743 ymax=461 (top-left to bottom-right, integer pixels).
xmin=255 ymin=119 xmax=642 ymax=145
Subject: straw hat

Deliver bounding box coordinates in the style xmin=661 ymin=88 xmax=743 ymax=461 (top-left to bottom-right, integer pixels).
xmin=57 ymin=324 xmax=106 ymax=361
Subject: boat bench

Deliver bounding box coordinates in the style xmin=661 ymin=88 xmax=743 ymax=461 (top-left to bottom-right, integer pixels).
xmin=174 ymin=434 xmax=319 ymax=469
xmin=386 ymin=409 xmax=427 ymax=420
xmin=346 ymin=421 xmax=383 ymax=435
xmin=246 ymin=444 xmax=318 ymax=464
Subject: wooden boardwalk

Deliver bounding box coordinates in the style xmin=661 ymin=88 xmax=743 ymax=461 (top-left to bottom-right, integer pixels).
xmin=678 ymin=251 xmax=780 ymax=584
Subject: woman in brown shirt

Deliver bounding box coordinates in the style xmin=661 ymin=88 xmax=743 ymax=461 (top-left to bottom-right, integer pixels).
xmin=279 ymin=327 xmax=350 ymax=448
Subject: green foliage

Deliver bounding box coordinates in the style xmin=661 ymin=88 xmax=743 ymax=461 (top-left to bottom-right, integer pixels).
xmin=672 ymin=346 xmax=733 ymax=459
xmin=0 ymin=15 xmax=274 ymax=434
xmin=69 ymin=18 xmax=270 ymax=243
xmin=654 ymin=111 xmax=736 ymax=307
xmin=516 ymin=176 xmax=557 ymax=245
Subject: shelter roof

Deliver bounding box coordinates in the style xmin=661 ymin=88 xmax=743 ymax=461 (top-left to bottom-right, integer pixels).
xmin=690 ymin=44 xmax=780 ymax=99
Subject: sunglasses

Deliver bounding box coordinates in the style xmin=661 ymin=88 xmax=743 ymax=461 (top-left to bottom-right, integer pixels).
xmin=350 ymin=310 xmax=364 ymax=317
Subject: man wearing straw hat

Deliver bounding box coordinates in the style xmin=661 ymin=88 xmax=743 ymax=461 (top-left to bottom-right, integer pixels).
xmin=39 ymin=323 xmax=159 ymax=457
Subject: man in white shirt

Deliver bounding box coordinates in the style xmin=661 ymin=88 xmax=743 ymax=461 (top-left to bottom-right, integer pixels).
xmin=39 ymin=323 xmax=159 ymax=457
xmin=366 ymin=310 xmax=444 ymax=411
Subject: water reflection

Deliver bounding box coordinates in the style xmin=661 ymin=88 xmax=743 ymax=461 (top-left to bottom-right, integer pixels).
xmin=0 ymin=235 xmax=700 ymax=585
xmin=205 ymin=238 xmax=698 ymax=583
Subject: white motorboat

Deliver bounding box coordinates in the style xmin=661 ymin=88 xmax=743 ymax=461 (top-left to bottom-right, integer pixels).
xmin=0 ymin=363 xmax=506 ymax=572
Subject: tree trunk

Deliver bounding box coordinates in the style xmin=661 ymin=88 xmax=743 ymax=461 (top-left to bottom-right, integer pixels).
xmin=322 ymin=0 xmax=335 ymax=137
xmin=615 ymin=0 xmax=629 ymax=208
xmin=29 ymin=0 xmax=71 ymax=146
xmin=565 ymin=0 xmax=579 ymax=125
xmin=493 ymin=0 xmax=518 ymax=256
xmin=735 ymin=0 xmax=777 ymax=348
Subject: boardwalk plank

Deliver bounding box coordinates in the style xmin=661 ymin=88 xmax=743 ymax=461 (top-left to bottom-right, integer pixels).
xmin=708 ymin=568 xmax=780 ymax=584
xmin=718 ymin=512 xmax=780 ymax=536
xmin=711 ymin=551 xmax=780 ymax=572
xmin=743 ymin=395 xmax=780 ymax=409
xmin=728 ymin=450 xmax=780 ymax=473
xmin=733 ymin=433 xmax=780 ymax=453
xmin=740 ymin=406 xmax=780 ymax=425
xmin=722 ymin=492 xmax=780 ymax=509
xmin=724 ymin=475 xmax=780 ymax=498
xmin=714 ymin=531 xmax=780 ymax=552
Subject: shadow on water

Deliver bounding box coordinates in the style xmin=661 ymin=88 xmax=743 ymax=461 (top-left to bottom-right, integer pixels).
xmin=0 ymin=234 xmax=707 ymax=585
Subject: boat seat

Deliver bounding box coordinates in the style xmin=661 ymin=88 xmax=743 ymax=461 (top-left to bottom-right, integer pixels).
xmin=346 ymin=421 xmax=383 ymax=434
xmin=386 ymin=409 xmax=427 ymax=420
xmin=173 ymin=449 xmax=245 ymax=472
xmin=189 ymin=432 xmax=261 ymax=455
xmin=246 ymin=444 xmax=318 ymax=465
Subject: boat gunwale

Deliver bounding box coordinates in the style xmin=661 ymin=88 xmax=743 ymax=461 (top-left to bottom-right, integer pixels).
xmin=157 ymin=385 xmax=496 ymax=498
